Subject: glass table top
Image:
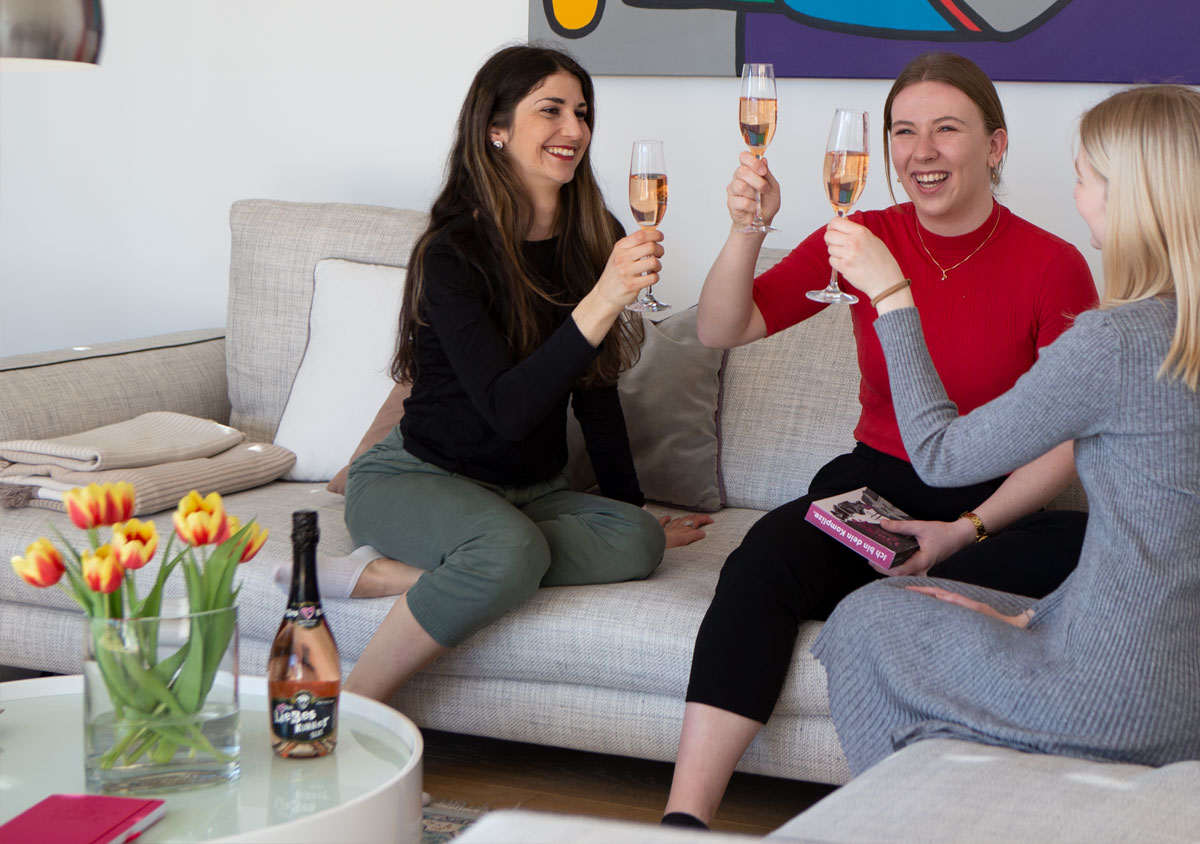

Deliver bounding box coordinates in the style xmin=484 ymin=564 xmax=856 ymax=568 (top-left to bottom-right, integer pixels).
xmin=0 ymin=674 xmax=421 ymax=842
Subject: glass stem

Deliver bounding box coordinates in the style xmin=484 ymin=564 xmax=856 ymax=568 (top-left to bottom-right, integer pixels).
xmin=639 ymin=223 xmax=657 ymax=303
xmin=826 ymin=209 xmax=846 ymax=292
xmin=753 ymin=153 xmax=766 ymax=225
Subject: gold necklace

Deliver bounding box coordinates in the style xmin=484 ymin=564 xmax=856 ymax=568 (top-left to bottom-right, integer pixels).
xmin=914 ymin=209 xmax=1001 ymax=281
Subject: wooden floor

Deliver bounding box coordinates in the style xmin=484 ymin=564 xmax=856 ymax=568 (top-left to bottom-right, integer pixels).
xmin=421 ymin=729 xmax=837 ymax=837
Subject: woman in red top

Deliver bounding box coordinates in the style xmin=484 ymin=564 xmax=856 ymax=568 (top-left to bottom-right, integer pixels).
xmin=662 ymin=52 xmax=1098 ymax=829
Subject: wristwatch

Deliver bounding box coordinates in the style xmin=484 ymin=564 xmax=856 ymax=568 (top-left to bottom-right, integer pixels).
xmin=960 ymin=511 xmax=988 ymax=543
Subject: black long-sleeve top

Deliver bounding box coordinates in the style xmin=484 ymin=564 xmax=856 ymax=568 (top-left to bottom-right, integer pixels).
xmin=399 ymin=220 xmax=644 ymax=506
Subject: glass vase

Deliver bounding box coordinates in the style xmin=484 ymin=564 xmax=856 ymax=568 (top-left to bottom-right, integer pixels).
xmin=83 ymin=605 xmax=240 ymax=794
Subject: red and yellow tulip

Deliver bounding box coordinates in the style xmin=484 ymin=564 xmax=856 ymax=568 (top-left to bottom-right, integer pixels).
xmin=11 ymin=538 xmax=66 ymax=588
xmin=19 ymin=484 xmax=266 ymax=612
xmin=111 ymin=519 xmax=158 ymax=571
xmin=12 ymin=480 xmax=273 ymax=771
xmin=173 ymin=490 xmax=230 ymax=547
xmin=64 ymin=482 xmax=136 ymax=530
xmin=227 ymin=516 xmax=268 ymax=563
xmin=82 ymin=544 xmax=125 ymax=594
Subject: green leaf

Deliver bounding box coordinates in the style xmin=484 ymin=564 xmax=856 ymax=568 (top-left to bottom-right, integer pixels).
xmin=197 ymin=609 xmax=236 ymax=702
xmin=48 ymin=524 xmax=83 ymax=567
xmin=56 ymin=581 xmax=91 ymax=613
xmin=182 ymin=555 xmax=205 ymax=614
xmin=123 ymin=577 xmax=138 ymax=619
xmin=133 ymin=532 xmax=181 ymax=619
xmin=212 ymin=552 xmax=242 ymax=611
xmin=116 ymin=650 xmax=187 ymax=716
xmin=148 ymin=735 xmax=180 ymax=764
xmin=92 ymin=632 xmax=138 ymax=711
xmin=204 ymin=525 xmax=251 ymax=610
xmin=173 ymin=620 xmax=206 ymax=713
xmin=152 ymin=639 xmax=190 ymax=687
xmin=48 ymin=524 xmax=102 ymax=616
xmin=135 ymin=553 xmax=185 ymax=656
xmin=56 ymin=574 xmax=94 ymax=614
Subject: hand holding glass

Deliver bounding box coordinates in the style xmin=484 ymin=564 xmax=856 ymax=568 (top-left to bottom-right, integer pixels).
xmin=808 ymin=108 xmax=869 ymax=305
xmin=627 ymin=139 xmax=670 ymax=313
xmin=737 ymin=63 xmax=779 ymax=234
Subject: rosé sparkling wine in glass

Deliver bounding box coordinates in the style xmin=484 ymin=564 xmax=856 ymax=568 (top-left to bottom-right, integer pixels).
xmin=629 ymin=172 xmax=668 ymax=228
xmin=824 ymin=150 xmax=869 ymax=211
xmin=739 ymin=96 xmax=777 ymax=157
xmin=626 ymin=140 xmax=670 ymax=313
xmin=736 ymin=63 xmax=779 ymax=234
xmin=808 ymin=108 xmax=869 ymax=305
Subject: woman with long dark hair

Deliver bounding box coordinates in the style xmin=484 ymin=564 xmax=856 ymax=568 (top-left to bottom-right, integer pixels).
xmin=338 ymin=44 xmax=708 ymax=702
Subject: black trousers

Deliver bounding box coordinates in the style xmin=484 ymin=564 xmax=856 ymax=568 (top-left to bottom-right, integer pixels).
xmin=686 ymin=443 xmax=1087 ymax=723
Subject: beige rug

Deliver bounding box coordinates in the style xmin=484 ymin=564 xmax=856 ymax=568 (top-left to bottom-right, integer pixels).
xmin=422 ymin=800 xmax=488 ymax=843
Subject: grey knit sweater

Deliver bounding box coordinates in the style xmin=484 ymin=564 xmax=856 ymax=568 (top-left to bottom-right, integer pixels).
xmin=812 ymin=297 xmax=1200 ymax=774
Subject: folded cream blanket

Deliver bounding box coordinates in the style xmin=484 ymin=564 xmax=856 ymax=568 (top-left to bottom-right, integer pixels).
xmin=0 ymin=411 xmax=244 ymax=472
xmin=0 ymin=412 xmax=296 ymax=516
xmin=0 ymin=443 xmax=296 ymax=517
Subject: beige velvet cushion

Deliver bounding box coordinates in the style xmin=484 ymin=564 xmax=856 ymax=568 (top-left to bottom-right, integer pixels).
xmin=567 ymin=306 xmax=726 ymax=511
xmin=326 ymin=382 xmax=412 ymax=495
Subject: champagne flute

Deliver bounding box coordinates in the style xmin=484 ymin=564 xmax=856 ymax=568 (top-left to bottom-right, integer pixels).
xmin=808 ymin=108 xmax=869 ymax=305
xmin=737 ymin=62 xmax=779 ymax=234
xmin=627 ymin=139 xmax=670 ymax=313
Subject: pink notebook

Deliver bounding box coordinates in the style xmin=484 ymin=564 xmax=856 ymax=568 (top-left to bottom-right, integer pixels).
xmin=0 ymin=794 xmax=166 ymax=844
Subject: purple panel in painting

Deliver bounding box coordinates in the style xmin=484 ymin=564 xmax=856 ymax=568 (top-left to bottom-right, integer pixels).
xmin=745 ymin=0 xmax=1200 ymax=83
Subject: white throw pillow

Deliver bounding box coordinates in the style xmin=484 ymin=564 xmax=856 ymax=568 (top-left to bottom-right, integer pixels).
xmin=273 ymin=259 xmax=406 ymax=481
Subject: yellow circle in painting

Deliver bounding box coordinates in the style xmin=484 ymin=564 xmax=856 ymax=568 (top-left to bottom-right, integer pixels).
xmin=551 ymin=0 xmax=600 ymax=31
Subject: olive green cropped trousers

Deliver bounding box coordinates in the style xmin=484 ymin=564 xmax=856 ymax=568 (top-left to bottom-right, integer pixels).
xmin=345 ymin=428 xmax=665 ymax=647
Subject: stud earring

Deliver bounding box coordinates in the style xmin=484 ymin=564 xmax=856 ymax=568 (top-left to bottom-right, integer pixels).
xmin=492 ymin=140 xmax=503 ymax=150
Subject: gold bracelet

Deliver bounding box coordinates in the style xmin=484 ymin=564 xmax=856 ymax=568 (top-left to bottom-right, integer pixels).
xmin=870 ymin=278 xmax=911 ymax=308
xmin=960 ymin=511 xmax=988 ymax=543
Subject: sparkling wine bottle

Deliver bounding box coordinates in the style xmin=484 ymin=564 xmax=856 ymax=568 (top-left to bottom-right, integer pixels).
xmin=268 ymin=510 xmax=341 ymax=758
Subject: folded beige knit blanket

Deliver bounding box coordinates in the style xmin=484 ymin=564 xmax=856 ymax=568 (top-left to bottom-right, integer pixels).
xmin=0 ymin=413 xmax=296 ymax=516
xmin=0 ymin=411 xmax=244 ymax=471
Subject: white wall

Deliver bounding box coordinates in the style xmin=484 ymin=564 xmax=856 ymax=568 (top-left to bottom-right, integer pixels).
xmin=0 ymin=0 xmax=1118 ymax=357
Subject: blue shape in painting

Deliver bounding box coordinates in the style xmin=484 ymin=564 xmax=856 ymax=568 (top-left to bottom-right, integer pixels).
xmin=779 ymin=1 xmax=954 ymax=32
xmin=543 ymin=0 xmax=1075 ymax=46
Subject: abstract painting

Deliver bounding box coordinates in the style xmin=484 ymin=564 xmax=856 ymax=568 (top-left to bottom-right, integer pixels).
xmin=530 ymin=0 xmax=1200 ymax=82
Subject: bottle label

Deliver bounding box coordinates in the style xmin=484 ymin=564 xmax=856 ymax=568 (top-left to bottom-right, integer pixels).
xmin=284 ymin=603 xmax=324 ymax=629
xmin=271 ymin=689 xmax=338 ymax=742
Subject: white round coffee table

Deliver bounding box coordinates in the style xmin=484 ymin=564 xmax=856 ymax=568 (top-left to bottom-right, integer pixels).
xmin=0 ymin=674 xmax=423 ymax=843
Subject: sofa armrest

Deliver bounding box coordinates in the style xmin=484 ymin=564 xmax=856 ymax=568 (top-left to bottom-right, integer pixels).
xmin=0 ymin=329 xmax=231 ymax=441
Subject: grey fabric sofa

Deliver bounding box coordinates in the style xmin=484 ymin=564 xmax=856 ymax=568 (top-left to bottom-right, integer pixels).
xmin=451 ymin=737 xmax=1200 ymax=843
xmin=0 ymin=199 xmax=1082 ymax=789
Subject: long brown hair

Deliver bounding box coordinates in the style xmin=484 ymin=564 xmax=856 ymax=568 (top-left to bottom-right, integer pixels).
xmin=393 ymin=44 xmax=641 ymax=388
xmin=1080 ymin=84 xmax=1200 ymax=390
xmin=882 ymin=51 xmax=1007 ymax=203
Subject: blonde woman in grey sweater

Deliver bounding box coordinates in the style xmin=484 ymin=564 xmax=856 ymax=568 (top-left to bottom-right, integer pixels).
xmin=817 ymin=83 xmax=1200 ymax=773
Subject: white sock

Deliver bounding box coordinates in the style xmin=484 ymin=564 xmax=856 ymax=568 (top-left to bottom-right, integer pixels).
xmin=273 ymin=545 xmax=382 ymax=599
